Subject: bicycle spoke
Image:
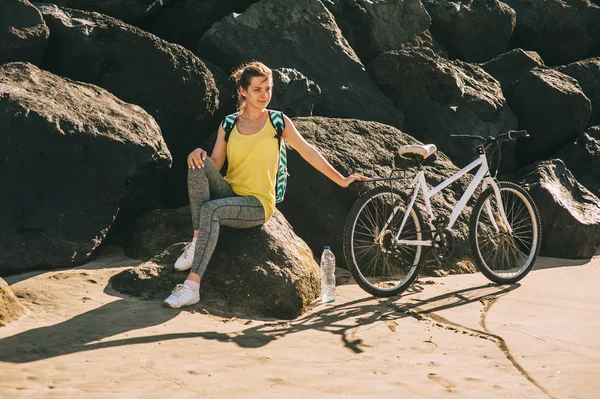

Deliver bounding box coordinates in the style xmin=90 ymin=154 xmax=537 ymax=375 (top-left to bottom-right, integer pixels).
xmin=347 ymin=188 xmax=423 ymax=296
xmin=472 ymin=184 xmax=539 ymax=282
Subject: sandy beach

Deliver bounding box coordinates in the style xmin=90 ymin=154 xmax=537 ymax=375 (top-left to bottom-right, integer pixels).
xmin=0 ymin=246 xmax=599 ymax=399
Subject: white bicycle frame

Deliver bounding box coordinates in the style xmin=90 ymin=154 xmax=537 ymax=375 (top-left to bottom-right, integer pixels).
xmin=377 ymin=152 xmax=512 ymax=247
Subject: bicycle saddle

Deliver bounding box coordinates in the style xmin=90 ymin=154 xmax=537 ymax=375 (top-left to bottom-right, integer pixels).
xmin=398 ymin=144 xmax=437 ymax=160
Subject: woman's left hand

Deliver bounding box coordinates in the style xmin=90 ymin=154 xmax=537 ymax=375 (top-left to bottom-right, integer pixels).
xmin=340 ymin=173 xmax=371 ymax=188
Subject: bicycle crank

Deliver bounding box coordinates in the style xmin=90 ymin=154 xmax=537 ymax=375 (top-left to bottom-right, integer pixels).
xmin=432 ymin=228 xmax=455 ymax=259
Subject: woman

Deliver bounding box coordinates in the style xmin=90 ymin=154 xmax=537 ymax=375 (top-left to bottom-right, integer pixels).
xmin=164 ymin=61 xmax=369 ymax=308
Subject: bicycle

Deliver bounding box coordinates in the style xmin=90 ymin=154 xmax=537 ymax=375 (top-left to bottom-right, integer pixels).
xmin=343 ymin=131 xmax=542 ymax=297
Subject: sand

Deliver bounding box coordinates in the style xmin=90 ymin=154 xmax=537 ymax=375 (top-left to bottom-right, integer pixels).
xmin=0 ymin=246 xmax=598 ymax=398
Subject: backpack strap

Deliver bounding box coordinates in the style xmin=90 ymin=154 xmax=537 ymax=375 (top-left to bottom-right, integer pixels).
xmin=222 ymin=112 xmax=239 ymax=142
xmin=268 ymin=110 xmax=285 ymax=145
xmin=268 ymin=110 xmax=288 ymax=203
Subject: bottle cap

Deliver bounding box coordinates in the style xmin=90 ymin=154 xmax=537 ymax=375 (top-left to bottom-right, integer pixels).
xmin=324 ymin=245 xmax=330 ymax=250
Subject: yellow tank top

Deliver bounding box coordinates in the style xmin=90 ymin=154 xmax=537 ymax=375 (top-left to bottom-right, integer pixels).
xmin=224 ymin=119 xmax=279 ymax=221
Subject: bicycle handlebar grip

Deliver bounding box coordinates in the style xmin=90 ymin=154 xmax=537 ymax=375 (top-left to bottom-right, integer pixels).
xmin=507 ymin=130 xmax=529 ymax=140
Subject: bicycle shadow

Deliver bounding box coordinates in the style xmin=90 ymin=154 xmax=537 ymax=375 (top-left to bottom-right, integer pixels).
xmin=226 ymin=281 xmax=519 ymax=353
xmin=0 ymin=280 xmax=517 ymax=363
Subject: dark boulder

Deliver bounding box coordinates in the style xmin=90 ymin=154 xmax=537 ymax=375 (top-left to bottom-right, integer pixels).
xmin=557 ymin=126 xmax=600 ymax=198
xmin=34 ymin=0 xmax=172 ymax=23
xmin=279 ymin=117 xmax=476 ymax=274
xmin=370 ymin=47 xmax=518 ymax=168
xmin=423 ymin=0 xmax=516 ymax=63
xmin=270 ymin=68 xmax=321 ymax=117
xmin=112 ymin=210 xmax=320 ymax=319
xmin=557 ymin=58 xmax=600 ymax=127
xmin=0 ymin=278 xmax=26 ymax=327
xmin=125 ymin=206 xmax=191 ymax=260
xmin=197 ymin=0 xmax=404 ymax=129
xmin=323 ymin=0 xmax=431 ymax=63
xmin=0 ymin=0 xmax=49 ymax=65
xmin=511 ymin=67 xmax=591 ymax=166
xmin=159 ymin=58 xmax=234 ymax=209
xmin=504 ymin=0 xmax=600 ymax=66
xmin=479 ymin=48 xmax=545 ymax=97
xmin=37 ymin=4 xmax=219 ymax=154
xmin=0 ymin=62 xmax=171 ymax=275
xmin=136 ymin=0 xmax=259 ymax=52
xmin=514 ymin=159 xmax=600 ymax=259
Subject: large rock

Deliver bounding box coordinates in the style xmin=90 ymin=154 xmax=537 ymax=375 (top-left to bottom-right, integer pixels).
xmin=322 ymin=0 xmax=431 ymax=63
xmin=159 ymin=58 xmax=235 ymax=209
xmin=557 ymin=58 xmax=600 ymax=127
xmin=558 ymin=126 xmax=600 ymax=198
xmin=423 ymin=0 xmax=516 ymax=63
xmin=34 ymin=0 xmax=172 ymax=23
xmin=511 ymin=68 xmax=592 ymax=166
xmin=196 ymin=0 xmax=404 ymax=129
xmin=0 ymin=0 xmax=49 ymax=65
xmin=504 ymin=0 xmax=600 ymax=65
xmin=136 ymin=0 xmax=259 ymax=51
xmin=270 ymin=68 xmax=321 ymax=117
xmin=479 ymin=48 xmax=545 ymax=96
xmin=112 ymin=210 xmax=320 ymax=319
xmin=37 ymin=4 xmax=219 ymax=154
xmin=0 ymin=278 xmax=26 ymax=327
xmin=0 ymin=62 xmax=171 ymax=275
xmin=370 ymin=47 xmax=518 ymax=168
xmin=279 ymin=117 xmax=476 ymax=274
xmin=514 ymin=159 xmax=600 ymax=259
xmin=124 ymin=206 xmax=191 ymax=260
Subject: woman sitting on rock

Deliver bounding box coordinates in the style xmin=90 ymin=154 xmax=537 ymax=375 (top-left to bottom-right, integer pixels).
xmin=164 ymin=61 xmax=369 ymax=308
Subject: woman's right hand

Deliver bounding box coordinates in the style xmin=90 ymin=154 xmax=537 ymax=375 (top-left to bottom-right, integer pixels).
xmin=188 ymin=148 xmax=208 ymax=169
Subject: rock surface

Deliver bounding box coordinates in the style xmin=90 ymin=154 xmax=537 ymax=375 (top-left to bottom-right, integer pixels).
xmin=0 ymin=0 xmax=49 ymax=65
xmin=323 ymin=0 xmax=431 ymax=63
xmin=479 ymin=48 xmax=545 ymax=96
xmin=38 ymin=4 xmax=219 ymax=153
xmin=111 ymin=210 xmax=320 ymax=319
xmin=370 ymin=47 xmax=518 ymax=168
xmin=0 ymin=278 xmax=26 ymax=327
xmin=504 ymin=0 xmax=600 ymax=65
xmin=197 ymin=0 xmax=404 ymax=129
xmin=136 ymin=0 xmax=258 ymax=51
xmin=515 ymin=159 xmax=600 ymax=259
xmin=558 ymin=126 xmax=600 ymax=198
xmin=270 ymin=68 xmax=321 ymax=117
xmin=0 ymin=62 xmax=171 ymax=275
xmin=511 ymin=67 xmax=591 ymax=166
xmin=423 ymin=0 xmax=516 ymax=62
xmin=557 ymin=58 xmax=600 ymax=127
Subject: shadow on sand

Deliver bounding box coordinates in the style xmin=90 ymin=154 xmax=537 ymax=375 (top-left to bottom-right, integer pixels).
xmin=0 ymin=279 xmax=518 ymax=363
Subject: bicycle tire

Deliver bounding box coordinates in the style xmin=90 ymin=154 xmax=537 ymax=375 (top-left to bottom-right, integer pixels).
xmin=469 ymin=181 xmax=541 ymax=284
xmin=343 ymin=186 xmax=425 ymax=297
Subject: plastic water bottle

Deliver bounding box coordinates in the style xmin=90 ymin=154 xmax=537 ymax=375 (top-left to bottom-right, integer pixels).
xmin=321 ymin=246 xmax=336 ymax=303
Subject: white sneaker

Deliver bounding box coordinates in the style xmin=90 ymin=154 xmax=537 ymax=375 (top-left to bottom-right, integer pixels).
xmin=174 ymin=239 xmax=196 ymax=271
xmin=163 ymin=284 xmax=199 ymax=308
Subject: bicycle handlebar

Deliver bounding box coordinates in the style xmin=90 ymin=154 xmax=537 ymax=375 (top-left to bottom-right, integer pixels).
xmin=450 ymin=130 xmax=529 ymax=143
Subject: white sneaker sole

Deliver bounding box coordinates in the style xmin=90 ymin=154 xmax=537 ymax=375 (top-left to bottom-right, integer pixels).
xmin=173 ymin=263 xmax=193 ymax=272
xmin=163 ymin=297 xmax=199 ymax=309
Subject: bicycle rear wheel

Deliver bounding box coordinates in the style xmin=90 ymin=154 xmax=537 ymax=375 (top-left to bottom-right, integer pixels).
xmin=469 ymin=182 xmax=541 ymax=284
xmin=343 ymin=186 xmax=424 ymax=297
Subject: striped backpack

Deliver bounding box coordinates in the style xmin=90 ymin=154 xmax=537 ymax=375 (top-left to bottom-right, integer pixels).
xmin=222 ymin=110 xmax=288 ymax=203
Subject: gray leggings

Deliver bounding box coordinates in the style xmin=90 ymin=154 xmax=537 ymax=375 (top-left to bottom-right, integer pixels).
xmin=188 ymin=160 xmax=265 ymax=277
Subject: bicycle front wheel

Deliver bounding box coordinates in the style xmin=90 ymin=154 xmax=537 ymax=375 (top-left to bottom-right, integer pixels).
xmin=343 ymin=186 xmax=424 ymax=297
xmin=469 ymin=182 xmax=541 ymax=284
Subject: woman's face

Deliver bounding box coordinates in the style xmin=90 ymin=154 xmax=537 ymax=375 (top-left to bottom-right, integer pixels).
xmin=240 ymin=75 xmax=273 ymax=110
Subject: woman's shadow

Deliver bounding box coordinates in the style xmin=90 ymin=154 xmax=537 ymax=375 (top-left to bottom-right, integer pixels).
xmin=0 ymin=283 xmax=187 ymax=363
